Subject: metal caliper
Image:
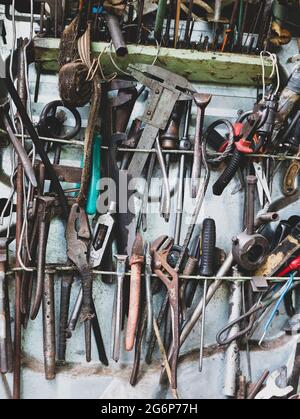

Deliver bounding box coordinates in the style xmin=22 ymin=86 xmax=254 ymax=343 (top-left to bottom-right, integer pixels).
xmin=120 ymin=64 xmax=195 ymax=254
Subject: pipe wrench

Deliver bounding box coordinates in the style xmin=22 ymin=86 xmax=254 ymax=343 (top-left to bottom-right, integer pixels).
xmin=151 ymin=235 xmax=179 ymax=390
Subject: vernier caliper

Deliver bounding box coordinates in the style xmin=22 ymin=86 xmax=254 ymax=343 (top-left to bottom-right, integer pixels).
xmin=127 ymin=64 xmax=195 ymax=184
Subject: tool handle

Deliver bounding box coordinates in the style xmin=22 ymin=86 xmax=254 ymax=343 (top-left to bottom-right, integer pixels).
xmin=199 ymin=218 xmax=216 ymax=277
xmin=0 ymin=271 xmax=8 ymax=373
xmin=42 ymin=273 xmax=56 ymax=380
xmin=80 ymin=268 xmax=94 ymax=322
xmin=126 ymin=255 xmax=144 ymax=351
xmin=86 ymin=134 xmax=102 ymax=215
xmin=213 ymin=148 xmax=244 ymax=196
xmin=31 ymin=219 xmax=50 ymax=320
xmin=91 ymin=299 xmax=109 ymax=366
xmin=154 ymin=0 xmax=168 ymax=41
xmin=58 ymin=274 xmax=73 ymax=362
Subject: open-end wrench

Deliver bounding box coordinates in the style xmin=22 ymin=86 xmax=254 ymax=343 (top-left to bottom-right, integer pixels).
xmin=255 ymin=368 xmax=293 ymax=399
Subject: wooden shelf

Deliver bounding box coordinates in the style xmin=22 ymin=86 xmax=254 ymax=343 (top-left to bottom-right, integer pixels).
xmin=33 ymin=37 xmax=273 ymax=87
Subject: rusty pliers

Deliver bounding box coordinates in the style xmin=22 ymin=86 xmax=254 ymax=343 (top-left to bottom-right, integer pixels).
xmin=66 ymin=203 xmax=94 ymax=362
xmin=151 ymin=235 xmax=180 ymax=390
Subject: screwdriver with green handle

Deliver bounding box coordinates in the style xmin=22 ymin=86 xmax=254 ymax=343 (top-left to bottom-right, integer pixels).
xmin=78 ymin=133 xmax=102 ymax=215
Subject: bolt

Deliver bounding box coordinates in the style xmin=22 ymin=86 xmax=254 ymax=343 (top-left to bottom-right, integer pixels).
xmin=232 ymin=236 xmax=239 ymax=245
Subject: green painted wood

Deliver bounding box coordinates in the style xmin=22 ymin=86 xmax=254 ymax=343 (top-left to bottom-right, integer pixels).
xmin=33 ymin=37 xmax=273 ymax=86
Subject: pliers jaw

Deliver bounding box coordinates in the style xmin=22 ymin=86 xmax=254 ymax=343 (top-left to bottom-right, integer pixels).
xmin=150 ymin=235 xmax=179 ymax=390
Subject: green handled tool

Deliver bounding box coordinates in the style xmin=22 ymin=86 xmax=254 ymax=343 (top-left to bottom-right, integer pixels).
xmin=77 ymin=134 xmax=102 ymax=215
xmin=86 ymin=134 xmax=102 ymax=215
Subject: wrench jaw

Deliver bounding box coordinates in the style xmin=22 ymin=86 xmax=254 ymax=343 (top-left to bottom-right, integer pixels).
xmin=151 ymin=235 xmax=180 ymax=390
xmin=255 ymin=368 xmax=294 ymax=399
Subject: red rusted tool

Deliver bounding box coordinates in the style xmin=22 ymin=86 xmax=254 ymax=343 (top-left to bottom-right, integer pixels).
xmin=151 ymin=235 xmax=179 ymax=390
xmin=125 ymin=234 xmax=144 ymax=351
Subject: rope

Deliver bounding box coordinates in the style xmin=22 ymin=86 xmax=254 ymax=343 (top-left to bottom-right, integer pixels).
xmin=260 ymin=51 xmax=280 ymax=99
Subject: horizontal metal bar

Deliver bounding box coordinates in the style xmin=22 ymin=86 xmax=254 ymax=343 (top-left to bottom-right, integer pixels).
xmin=15 ymin=134 xmax=300 ymax=161
xmin=5 ymin=265 xmax=300 ymax=283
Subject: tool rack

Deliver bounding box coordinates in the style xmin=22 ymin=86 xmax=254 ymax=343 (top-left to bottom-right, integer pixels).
xmin=1 ymin=6 xmax=300 ymax=400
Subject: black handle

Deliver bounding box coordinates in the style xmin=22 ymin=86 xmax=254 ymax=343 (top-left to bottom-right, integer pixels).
xmin=213 ymin=148 xmax=244 ymax=196
xmin=58 ymin=274 xmax=73 ymax=362
xmin=199 ymin=218 xmax=216 ymax=277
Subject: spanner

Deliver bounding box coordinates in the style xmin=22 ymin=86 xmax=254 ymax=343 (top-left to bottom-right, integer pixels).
xmin=255 ymin=368 xmax=293 ymax=399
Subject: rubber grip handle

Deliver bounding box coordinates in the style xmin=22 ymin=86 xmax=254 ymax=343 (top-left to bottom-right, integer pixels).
xmin=213 ymin=148 xmax=244 ymax=196
xmin=125 ymin=255 xmax=144 ymax=351
xmin=199 ymin=218 xmax=216 ymax=277
xmin=207 ymin=128 xmax=228 ymax=152
xmin=85 ymin=134 xmax=102 ymax=215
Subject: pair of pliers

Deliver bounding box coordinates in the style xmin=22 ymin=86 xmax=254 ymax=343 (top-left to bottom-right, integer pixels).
xmin=151 ymin=235 xmax=179 ymax=390
xmin=66 ymin=203 xmax=94 ymax=362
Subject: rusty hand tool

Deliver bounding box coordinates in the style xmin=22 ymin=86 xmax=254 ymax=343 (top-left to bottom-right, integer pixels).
xmin=191 ymin=93 xmax=212 ymax=198
xmin=223 ymin=266 xmax=242 ymax=398
xmin=111 ymin=80 xmax=138 ymax=138
xmin=0 ymin=62 xmax=69 ymax=219
xmin=183 ymin=0 xmax=194 ymax=47
xmin=283 ymin=147 xmax=300 ymax=196
xmin=160 ymin=101 xmax=185 ymax=221
xmin=232 ymin=176 xmax=269 ymax=271
xmin=66 ymin=286 xmax=108 ymax=365
xmin=42 ymin=271 xmax=56 ymax=380
xmin=221 ymin=0 xmax=239 ymax=52
xmin=125 ymin=234 xmax=144 ymax=351
xmin=66 ymin=203 xmax=94 ymax=362
xmin=0 ymin=238 xmax=13 ymax=374
xmin=247 ymin=370 xmax=270 ymax=399
xmin=174 ymin=0 xmax=182 ymax=48
xmin=174 ymin=101 xmax=192 ymax=245
xmin=0 ymin=108 xmax=37 ymax=188
xmin=144 ymin=241 xmax=153 ymax=343
xmin=31 ymin=196 xmax=61 ymax=320
xmin=111 ymin=255 xmax=128 ymax=362
xmin=136 ymin=0 xmax=145 ymax=43
xmin=57 ymin=272 xmax=73 ymax=363
xmin=152 ymin=236 xmax=180 ymax=390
